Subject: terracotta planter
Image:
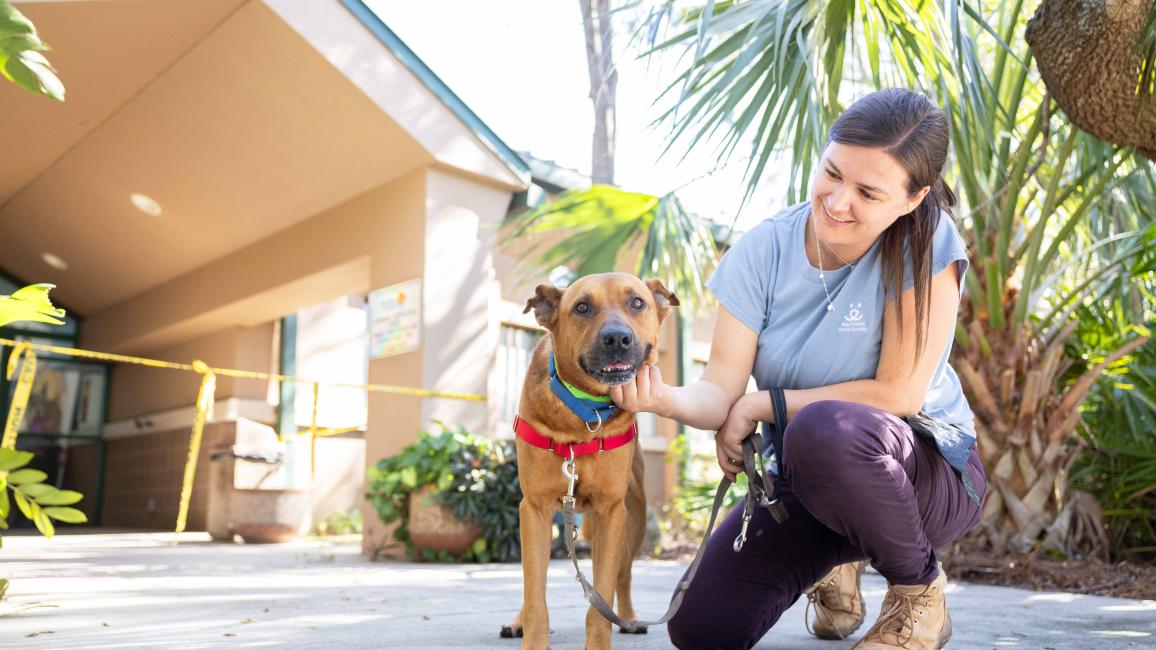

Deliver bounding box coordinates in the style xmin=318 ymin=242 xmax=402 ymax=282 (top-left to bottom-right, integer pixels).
xmin=408 ymin=485 xmax=480 ymax=556
xmin=231 ymin=488 xmax=312 ymax=543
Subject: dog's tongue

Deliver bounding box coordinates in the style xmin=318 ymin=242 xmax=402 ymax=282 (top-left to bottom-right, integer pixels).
xmin=605 ymin=362 xmax=632 ymax=371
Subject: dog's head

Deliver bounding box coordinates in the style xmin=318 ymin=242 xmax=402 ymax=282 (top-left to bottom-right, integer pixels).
xmin=523 ymin=273 xmax=679 ymax=389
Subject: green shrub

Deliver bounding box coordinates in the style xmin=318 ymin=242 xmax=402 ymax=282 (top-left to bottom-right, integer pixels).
xmin=1069 ymin=315 xmax=1156 ymax=563
xmin=0 ymin=448 xmax=87 ymax=539
xmin=439 ymin=436 xmax=521 ymax=563
xmin=312 ymin=509 xmax=363 ymax=537
xmin=365 ymin=422 xmax=521 ymax=562
xmin=667 ymin=432 xmax=745 ymax=536
xmin=1 ymin=447 xmax=87 ymax=599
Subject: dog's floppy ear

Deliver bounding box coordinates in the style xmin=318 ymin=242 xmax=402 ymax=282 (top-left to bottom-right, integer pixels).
xmin=523 ymin=284 xmax=564 ymax=328
xmin=645 ymin=278 xmax=680 ymax=323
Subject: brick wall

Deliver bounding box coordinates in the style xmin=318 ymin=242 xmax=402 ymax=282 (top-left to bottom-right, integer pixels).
xmin=101 ymin=422 xmax=238 ymax=530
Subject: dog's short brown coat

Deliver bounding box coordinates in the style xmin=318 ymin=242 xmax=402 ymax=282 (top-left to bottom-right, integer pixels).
xmin=506 ymin=272 xmax=678 ymax=650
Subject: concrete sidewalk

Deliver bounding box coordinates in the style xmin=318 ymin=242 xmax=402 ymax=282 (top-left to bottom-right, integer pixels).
xmin=1 ymin=532 xmax=1152 ymax=648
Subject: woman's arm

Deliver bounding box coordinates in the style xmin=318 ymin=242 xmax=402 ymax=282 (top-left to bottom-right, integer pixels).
xmin=610 ymin=304 xmax=757 ymax=430
xmin=714 ymin=262 xmax=963 ymax=467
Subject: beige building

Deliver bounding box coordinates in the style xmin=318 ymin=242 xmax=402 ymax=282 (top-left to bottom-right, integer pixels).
xmin=1 ymin=0 xmax=695 ymax=552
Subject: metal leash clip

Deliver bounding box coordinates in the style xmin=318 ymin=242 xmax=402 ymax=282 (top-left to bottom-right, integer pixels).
xmin=561 ymin=447 xmax=579 ymax=515
xmin=733 ymin=498 xmax=754 ymax=552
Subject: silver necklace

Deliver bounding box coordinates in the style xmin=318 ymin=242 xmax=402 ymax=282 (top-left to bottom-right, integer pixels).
xmin=811 ymin=219 xmax=855 ymax=312
xmin=823 ymin=239 xmax=856 ymax=270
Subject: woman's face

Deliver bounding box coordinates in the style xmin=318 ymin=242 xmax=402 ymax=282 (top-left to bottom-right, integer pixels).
xmin=810 ymin=142 xmax=930 ymax=256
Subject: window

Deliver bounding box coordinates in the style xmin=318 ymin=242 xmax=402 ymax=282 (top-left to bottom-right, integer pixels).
xmin=496 ymin=325 xmax=545 ymax=430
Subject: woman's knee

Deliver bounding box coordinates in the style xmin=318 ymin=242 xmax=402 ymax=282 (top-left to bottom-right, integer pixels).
xmin=783 ymin=401 xmax=860 ymax=464
xmin=782 ymin=401 xmax=894 ymax=482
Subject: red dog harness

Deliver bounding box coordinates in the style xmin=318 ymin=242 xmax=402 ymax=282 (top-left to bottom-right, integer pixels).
xmin=513 ymin=415 xmax=637 ymax=458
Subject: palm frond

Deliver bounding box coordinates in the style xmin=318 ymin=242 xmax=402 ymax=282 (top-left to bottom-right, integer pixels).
xmin=502 ymin=185 xmax=718 ymax=313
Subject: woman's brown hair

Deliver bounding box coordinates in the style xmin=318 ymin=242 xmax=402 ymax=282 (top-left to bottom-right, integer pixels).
xmin=828 ymin=88 xmax=956 ymax=360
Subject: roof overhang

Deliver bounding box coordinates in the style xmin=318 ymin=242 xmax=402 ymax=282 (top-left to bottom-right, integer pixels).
xmin=1 ymin=0 xmax=527 ymax=316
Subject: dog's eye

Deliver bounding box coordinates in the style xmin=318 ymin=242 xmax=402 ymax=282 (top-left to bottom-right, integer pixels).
xmin=574 ymin=302 xmax=590 ymax=314
xmin=630 ymin=297 xmax=645 ymax=310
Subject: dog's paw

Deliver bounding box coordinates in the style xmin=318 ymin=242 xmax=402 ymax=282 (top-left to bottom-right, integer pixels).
xmin=618 ymin=624 xmax=648 ymax=634
xmin=499 ymin=624 xmax=524 ymax=638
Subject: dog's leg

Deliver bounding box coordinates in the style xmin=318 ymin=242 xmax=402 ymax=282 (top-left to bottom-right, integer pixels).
xmin=615 ymin=454 xmax=648 ymax=633
xmin=500 ymin=610 xmax=524 ymax=639
xmin=518 ymin=499 xmax=553 ymax=650
xmin=584 ymin=500 xmax=625 ymax=650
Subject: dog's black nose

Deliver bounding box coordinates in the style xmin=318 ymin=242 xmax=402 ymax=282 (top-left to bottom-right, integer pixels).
xmin=600 ymin=326 xmax=633 ymax=350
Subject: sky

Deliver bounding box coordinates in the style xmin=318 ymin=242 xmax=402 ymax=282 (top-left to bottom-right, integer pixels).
xmin=366 ymin=0 xmax=787 ymax=232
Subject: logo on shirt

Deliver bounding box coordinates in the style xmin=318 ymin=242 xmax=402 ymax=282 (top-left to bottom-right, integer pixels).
xmin=838 ymin=303 xmax=869 ymax=334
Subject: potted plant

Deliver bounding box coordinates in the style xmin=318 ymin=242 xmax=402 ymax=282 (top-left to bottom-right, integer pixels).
xmin=366 ymin=422 xmax=521 ymax=562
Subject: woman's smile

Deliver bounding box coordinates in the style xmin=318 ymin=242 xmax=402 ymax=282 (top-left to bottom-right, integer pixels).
xmin=821 ymin=203 xmax=855 ymax=227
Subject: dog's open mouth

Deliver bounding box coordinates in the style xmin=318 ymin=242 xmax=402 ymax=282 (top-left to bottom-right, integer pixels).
xmin=581 ymin=358 xmax=639 ymax=386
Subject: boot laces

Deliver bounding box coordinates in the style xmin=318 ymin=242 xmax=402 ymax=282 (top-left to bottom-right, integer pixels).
xmin=804 ymin=574 xmax=850 ymax=639
xmin=863 ymin=584 xmax=935 ymax=649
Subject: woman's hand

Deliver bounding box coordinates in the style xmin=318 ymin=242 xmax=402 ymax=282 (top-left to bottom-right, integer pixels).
xmin=609 ymin=364 xmax=673 ymax=417
xmin=715 ymin=391 xmax=763 ymax=481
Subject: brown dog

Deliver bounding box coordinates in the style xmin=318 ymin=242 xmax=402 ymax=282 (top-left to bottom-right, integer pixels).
xmin=503 ymin=272 xmax=679 ymax=650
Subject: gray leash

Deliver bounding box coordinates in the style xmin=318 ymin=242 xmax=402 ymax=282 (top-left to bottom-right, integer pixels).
xmin=560 ymin=428 xmax=787 ymax=632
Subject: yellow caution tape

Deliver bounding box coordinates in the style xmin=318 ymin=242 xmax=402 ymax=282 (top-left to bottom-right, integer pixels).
xmin=0 ymin=337 xmax=485 ymax=401
xmin=0 ymin=337 xmax=483 ymax=542
xmin=2 ymin=342 xmax=36 ymax=449
xmin=173 ymin=360 xmax=216 ymax=542
xmin=309 ymin=382 xmax=319 ymax=483
xmin=309 ymin=424 xmax=365 ymax=439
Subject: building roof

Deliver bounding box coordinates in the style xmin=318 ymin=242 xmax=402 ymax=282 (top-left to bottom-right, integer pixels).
xmin=340 ymin=0 xmax=530 ymax=183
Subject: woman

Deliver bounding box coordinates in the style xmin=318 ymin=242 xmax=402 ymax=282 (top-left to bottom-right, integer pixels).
xmin=610 ymin=88 xmax=984 ymax=649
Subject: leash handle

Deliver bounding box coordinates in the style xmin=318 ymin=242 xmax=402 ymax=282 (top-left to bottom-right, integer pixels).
xmin=741 ymin=433 xmax=789 ymax=525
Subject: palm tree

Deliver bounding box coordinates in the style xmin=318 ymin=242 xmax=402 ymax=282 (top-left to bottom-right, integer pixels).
xmin=632 ymin=0 xmax=1156 ymax=556
xmin=581 ymin=0 xmax=620 ymax=185
xmin=504 ymin=3 xmax=721 ymax=313
xmin=503 ymin=0 xmax=1156 ymax=555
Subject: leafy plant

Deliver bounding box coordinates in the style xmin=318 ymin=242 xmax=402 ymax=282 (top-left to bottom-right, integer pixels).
xmin=503 ymin=185 xmax=719 ymax=314
xmin=365 ymin=422 xmax=521 ymax=562
xmin=1069 ymin=303 xmax=1156 ymax=562
xmin=0 ymin=283 xmax=65 ymax=328
xmin=0 ymin=282 xmax=79 ymax=603
xmin=0 ymin=448 xmax=87 ymax=541
xmin=439 ymin=437 xmax=521 ymax=563
xmin=666 ymin=431 xmax=745 ymax=535
xmin=312 ymin=509 xmax=363 ymax=537
xmin=0 ymin=0 xmax=63 ymax=100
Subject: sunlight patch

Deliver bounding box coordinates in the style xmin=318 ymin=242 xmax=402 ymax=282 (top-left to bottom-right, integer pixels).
xmin=280 ymin=613 xmax=386 ymax=626
xmin=1101 ymin=600 xmax=1156 ymax=612
xmin=1026 ymin=593 xmax=1081 ymax=603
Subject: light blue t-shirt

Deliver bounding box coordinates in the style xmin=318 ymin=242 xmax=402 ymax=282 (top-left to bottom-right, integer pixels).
xmin=707 ymin=203 xmax=976 ymax=469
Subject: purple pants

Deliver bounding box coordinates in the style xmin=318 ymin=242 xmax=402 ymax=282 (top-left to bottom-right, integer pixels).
xmin=668 ymin=401 xmax=985 ymax=650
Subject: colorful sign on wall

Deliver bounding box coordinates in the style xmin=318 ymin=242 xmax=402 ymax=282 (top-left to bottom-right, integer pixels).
xmin=368 ymin=279 xmax=421 ymax=359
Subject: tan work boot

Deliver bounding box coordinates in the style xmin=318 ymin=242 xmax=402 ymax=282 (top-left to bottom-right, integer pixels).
xmin=853 ymin=564 xmax=951 ymax=649
xmin=804 ymin=560 xmax=868 ymax=640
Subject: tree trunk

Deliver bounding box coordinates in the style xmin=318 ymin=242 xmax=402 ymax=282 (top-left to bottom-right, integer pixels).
xmin=580 ymin=0 xmax=617 ymax=185
xmin=1026 ymin=0 xmax=1156 ymax=159
xmin=956 ymin=296 xmax=1148 ymax=558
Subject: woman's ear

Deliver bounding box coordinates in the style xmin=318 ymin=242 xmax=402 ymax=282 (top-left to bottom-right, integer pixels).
xmin=908 ymin=185 xmax=932 ymax=212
